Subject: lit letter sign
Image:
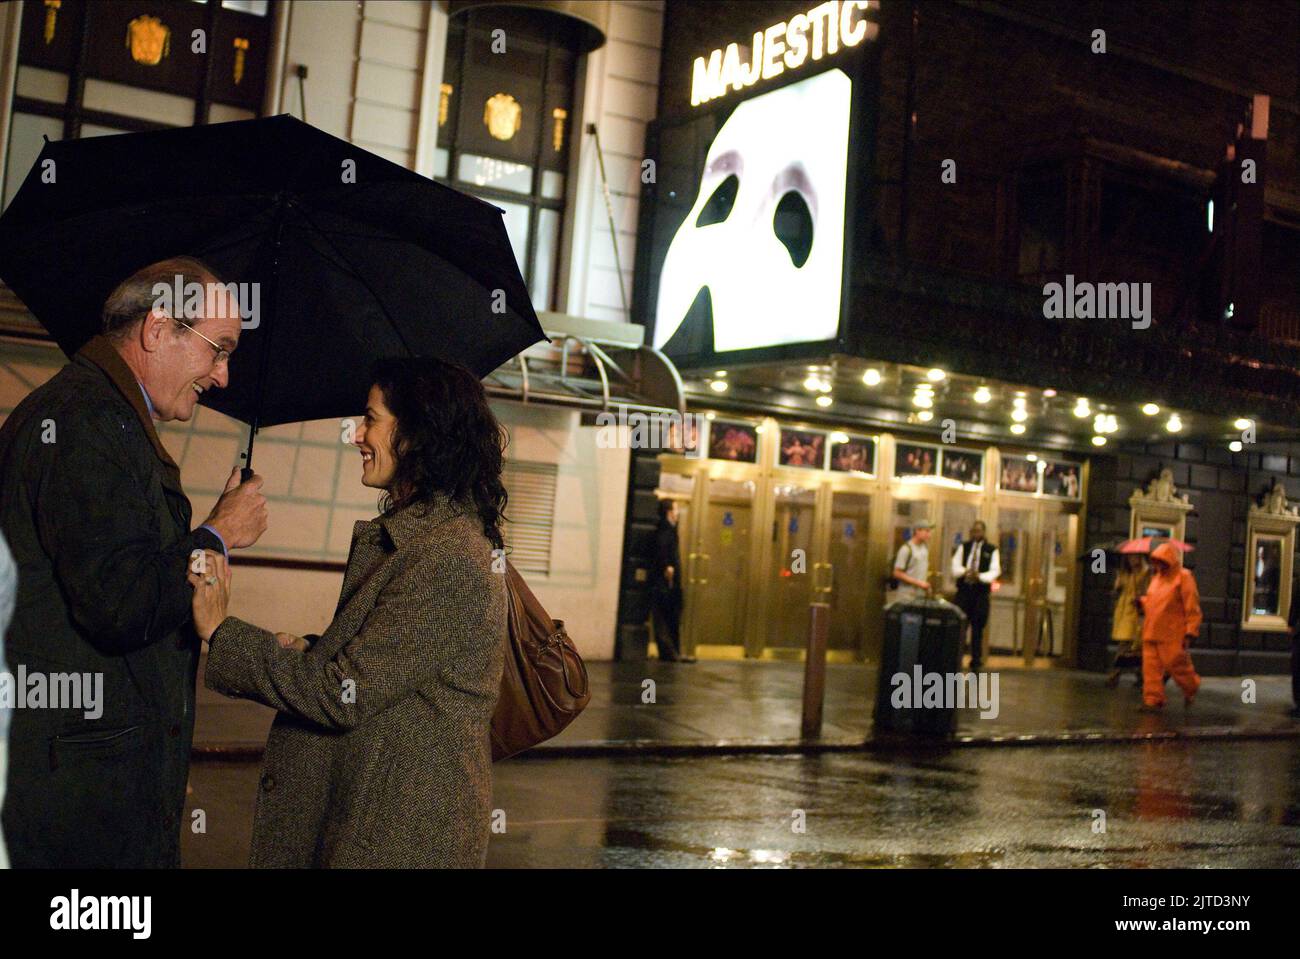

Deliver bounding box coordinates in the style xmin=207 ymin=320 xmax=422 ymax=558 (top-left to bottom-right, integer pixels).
xmin=691 ymin=1 xmax=876 ymax=107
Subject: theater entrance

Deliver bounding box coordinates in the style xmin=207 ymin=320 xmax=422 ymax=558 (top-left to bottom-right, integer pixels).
xmin=655 ymin=442 xmax=877 ymax=660
xmin=652 ymin=424 xmax=1083 ymax=666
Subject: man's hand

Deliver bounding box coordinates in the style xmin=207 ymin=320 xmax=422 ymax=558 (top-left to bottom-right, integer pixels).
xmin=203 ymin=467 xmax=268 ymax=549
xmin=187 ymin=549 xmax=231 ymax=642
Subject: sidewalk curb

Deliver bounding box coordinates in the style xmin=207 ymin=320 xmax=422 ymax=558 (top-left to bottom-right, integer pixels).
xmin=191 ymin=723 xmax=1300 ymax=761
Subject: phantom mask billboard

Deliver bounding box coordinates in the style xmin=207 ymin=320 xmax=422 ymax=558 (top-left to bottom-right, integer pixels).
xmin=651 ymin=68 xmax=852 ymax=359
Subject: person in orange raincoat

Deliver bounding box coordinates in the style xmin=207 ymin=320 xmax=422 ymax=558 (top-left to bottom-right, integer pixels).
xmin=1139 ymin=542 xmax=1202 ymax=708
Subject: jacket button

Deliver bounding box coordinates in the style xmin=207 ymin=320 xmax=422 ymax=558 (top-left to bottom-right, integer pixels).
xmin=169 ymin=724 xmax=181 ymax=738
xmin=261 ymin=775 xmax=275 ymax=792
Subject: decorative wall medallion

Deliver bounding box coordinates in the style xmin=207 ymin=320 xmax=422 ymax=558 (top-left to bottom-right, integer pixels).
xmin=483 ymin=93 xmax=522 ymax=142
xmin=126 ymin=14 xmax=171 ymax=67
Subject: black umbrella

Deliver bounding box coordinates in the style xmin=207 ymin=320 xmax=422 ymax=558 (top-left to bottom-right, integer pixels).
xmin=0 ymin=114 xmax=545 ymax=470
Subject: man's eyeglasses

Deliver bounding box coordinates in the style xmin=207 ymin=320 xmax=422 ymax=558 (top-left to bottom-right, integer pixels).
xmin=176 ymin=319 xmax=232 ymax=366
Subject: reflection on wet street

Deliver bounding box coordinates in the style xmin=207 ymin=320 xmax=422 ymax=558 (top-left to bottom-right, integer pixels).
xmin=182 ymin=740 xmax=1300 ymax=868
xmin=484 ymin=741 xmax=1300 ymax=868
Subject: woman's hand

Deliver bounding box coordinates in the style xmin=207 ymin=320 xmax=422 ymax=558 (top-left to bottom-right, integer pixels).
xmin=275 ymin=632 xmax=311 ymax=652
xmin=187 ymin=548 xmax=231 ymax=643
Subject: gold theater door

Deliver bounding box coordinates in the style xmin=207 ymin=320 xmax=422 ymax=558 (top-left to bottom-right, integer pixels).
xmin=759 ymin=479 xmax=874 ymax=658
xmin=655 ymin=462 xmax=760 ymax=656
xmin=989 ymin=501 xmax=1078 ymax=663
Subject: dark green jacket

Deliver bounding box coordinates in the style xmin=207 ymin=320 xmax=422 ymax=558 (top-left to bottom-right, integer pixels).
xmin=0 ymin=335 xmax=223 ymax=867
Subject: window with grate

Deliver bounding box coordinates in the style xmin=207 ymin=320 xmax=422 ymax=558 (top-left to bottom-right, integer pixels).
xmin=501 ymin=459 xmax=558 ymax=575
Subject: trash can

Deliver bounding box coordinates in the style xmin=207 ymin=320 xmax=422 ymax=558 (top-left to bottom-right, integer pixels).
xmin=874 ymin=598 xmax=966 ymax=735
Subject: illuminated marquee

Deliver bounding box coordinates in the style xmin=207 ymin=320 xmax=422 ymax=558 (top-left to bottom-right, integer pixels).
xmin=691 ymin=0 xmax=877 ymax=107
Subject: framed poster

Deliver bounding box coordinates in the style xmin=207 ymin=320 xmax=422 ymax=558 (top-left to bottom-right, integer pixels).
xmin=829 ymin=435 xmax=876 ymax=475
xmin=1241 ymin=485 xmax=1300 ymax=632
xmin=706 ymin=419 xmax=759 ymax=463
xmin=778 ymin=428 xmax=825 ymax=469
xmin=1041 ymin=459 xmax=1081 ymax=498
xmin=1139 ymin=522 xmax=1175 ymax=540
xmin=940 ymin=448 xmax=983 ymax=487
xmin=895 ymin=442 xmax=938 ymax=478
xmin=999 ymin=455 xmax=1039 ymax=493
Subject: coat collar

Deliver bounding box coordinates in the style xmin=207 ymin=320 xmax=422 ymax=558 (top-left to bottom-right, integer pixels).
xmin=74 ymin=334 xmax=182 ymax=478
xmin=374 ymin=494 xmax=471 ymax=549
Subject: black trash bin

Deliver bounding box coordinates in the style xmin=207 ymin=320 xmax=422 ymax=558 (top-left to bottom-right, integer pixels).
xmin=874 ymin=598 xmax=966 ymax=735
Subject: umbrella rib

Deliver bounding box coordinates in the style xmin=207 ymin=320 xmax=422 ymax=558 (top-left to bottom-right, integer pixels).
xmin=290 ymin=203 xmax=416 ymax=357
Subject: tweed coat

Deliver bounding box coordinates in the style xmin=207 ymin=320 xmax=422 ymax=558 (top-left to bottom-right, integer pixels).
xmin=205 ymin=495 xmax=506 ymax=868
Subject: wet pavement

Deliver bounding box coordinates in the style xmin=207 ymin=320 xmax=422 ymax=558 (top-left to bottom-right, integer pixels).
xmin=183 ymin=739 xmax=1300 ymax=868
xmin=195 ymin=657 xmax=1300 ymax=754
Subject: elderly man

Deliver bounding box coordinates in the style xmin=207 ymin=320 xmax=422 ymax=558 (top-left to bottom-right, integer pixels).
xmin=0 ymin=256 xmax=267 ymax=867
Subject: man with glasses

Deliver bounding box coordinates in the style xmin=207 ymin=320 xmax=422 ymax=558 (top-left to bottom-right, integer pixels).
xmin=0 ymin=256 xmax=268 ymax=867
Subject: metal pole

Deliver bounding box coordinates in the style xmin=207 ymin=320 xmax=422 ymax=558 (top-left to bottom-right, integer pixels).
xmin=801 ymin=602 xmax=831 ymax=738
xmin=586 ymin=122 xmax=631 ymax=318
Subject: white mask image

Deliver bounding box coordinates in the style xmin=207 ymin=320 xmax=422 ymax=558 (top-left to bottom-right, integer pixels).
xmin=653 ymin=68 xmax=852 ymax=355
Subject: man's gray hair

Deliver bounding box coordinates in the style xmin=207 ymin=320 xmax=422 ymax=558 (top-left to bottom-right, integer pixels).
xmin=101 ymin=256 xmax=222 ymax=342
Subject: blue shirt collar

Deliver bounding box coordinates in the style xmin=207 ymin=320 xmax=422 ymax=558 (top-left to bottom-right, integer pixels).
xmin=136 ymin=381 xmax=155 ymax=418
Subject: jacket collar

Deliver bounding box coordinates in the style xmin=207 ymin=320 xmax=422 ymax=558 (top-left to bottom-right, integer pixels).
xmin=375 ymin=494 xmax=470 ymax=549
xmin=74 ymin=334 xmax=182 ymax=477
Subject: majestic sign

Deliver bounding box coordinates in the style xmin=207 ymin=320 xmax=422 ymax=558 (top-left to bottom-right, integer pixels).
xmin=691 ymin=0 xmax=877 ymax=107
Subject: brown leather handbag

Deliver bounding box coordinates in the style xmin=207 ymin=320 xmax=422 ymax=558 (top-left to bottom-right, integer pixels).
xmin=490 ymin=561 xmax=591 ymax=760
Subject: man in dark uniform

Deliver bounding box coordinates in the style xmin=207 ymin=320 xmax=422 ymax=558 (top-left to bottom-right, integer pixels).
xmin=0 ymin=257 xmax=267 ymax=867
xmin=650 ymin=499 xmax=688 ymax=662
xmin=951 ymin=520 xmax=1000 ymax=670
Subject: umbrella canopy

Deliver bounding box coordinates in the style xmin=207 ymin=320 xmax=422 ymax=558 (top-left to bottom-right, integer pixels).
xmin=1119 ymin=536 xmax=1194 ymax=554
xmin=0 ymin=114 xmax=546 ymax=439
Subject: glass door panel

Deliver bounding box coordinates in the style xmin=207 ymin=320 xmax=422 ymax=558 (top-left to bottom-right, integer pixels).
xmin=685 ymin=476 xmax=754 ymax=651
xmin=766 ymin=483 xmax=818 ymax=649
xmin=991 ymin=506 xmax=1032 ymax=655
xmin=826 ymin=491 xmax=872 ymax=651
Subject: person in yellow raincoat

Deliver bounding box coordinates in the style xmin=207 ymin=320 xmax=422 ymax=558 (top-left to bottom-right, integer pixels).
xmin=1139 ymin=542 xmax=1202 ymax=708
xmin=1107 ymin=553 xmax=1149 ymax=686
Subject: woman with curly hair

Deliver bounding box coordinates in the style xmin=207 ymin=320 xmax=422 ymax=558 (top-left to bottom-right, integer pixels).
xmin=190 ymin=357 xmax=509 ymax=868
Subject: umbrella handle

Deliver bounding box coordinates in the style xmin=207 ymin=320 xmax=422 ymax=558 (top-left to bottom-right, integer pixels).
xmin=241 ymin=467 xmax=253 ymax=483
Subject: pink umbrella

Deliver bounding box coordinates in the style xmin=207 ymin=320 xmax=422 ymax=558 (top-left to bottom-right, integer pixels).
xmin=1119 ymin=536 xmax=1194 ymax=554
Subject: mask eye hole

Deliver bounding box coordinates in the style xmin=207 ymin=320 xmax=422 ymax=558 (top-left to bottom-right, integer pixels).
xmin=773 ymin=190 xmax=813 ymax=267
xmin=695 ymin=174 xmax=739 ymax=227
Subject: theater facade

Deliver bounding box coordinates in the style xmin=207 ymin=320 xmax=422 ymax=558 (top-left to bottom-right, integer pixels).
xmin=614 ymin=0 xmax=1300 ymax=676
